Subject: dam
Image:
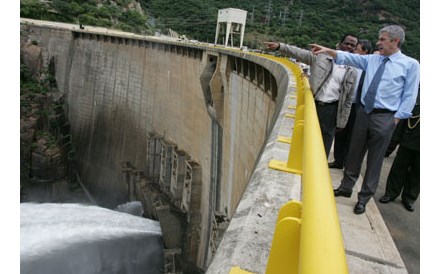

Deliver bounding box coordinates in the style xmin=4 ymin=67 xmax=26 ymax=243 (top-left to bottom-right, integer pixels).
xmin=20 ymin=18 xmax=291 ymax=272
xmin=20 ymin=19 xmax=407 ymax=274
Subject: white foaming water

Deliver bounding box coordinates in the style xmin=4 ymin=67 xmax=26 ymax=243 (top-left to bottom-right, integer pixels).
xmin=21 ymin=203 xmax=163 ymax=274
xmin=115 ymin=201 xmax=144 ymax=216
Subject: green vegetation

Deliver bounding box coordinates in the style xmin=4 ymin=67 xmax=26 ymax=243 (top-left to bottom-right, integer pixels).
xmin=20 ymin=61 xmax=58 ymax=119
xmin=142 ymin=0 xmax=419 ymax=59
xmin=20 ymin=0 xmax=154 ymax=34
xmin=20 ymin=0 xmax=419 ymax=59
xmin=20 ymin=63 xmax=46 ymax=97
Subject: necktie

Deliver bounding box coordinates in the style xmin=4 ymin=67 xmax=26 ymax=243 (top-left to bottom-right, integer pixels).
xmin=363 ymin=57 xmax=390 ymax=113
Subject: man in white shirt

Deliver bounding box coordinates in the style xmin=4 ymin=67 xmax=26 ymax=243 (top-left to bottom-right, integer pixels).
xmin=264 ymin=34 xmax=359 ymax=157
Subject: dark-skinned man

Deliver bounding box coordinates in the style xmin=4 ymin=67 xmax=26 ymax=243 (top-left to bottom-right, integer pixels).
xmin=264 ymin=34 xmax=359 ymax=158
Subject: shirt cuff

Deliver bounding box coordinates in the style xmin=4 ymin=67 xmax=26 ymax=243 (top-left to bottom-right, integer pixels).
xmin=395 ymin=110 xmax=412 ymax=120
xmin=278 ymin=43 xmax=285 ymax=51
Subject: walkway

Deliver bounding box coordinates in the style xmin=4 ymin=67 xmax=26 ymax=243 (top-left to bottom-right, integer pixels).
xmin=373 ymin=151 xmax=420 ymax=273
xmin=328 ymin=146 xmax=419 ymax=273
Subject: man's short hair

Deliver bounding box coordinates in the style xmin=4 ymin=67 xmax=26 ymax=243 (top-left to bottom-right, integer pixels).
xmin=358 ymin=39 xmax=372 ymax=54
xmin=380 ymin=25 xmax=405 ymax=48
xmin=340 ymin=34 xmax=359 ymax=44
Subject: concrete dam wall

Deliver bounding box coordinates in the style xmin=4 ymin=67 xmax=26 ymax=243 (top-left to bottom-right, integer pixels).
xmin=21 ymin=20 xmax=293 ymax=272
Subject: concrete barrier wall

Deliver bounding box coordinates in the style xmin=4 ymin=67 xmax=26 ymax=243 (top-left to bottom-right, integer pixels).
xmin=66 ymin=34 xmax=213 ymax=206
xmin=21 ymin=20 xmax=293 ymax=270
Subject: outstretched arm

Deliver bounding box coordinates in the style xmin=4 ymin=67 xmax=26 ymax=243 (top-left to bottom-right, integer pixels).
xmin=309 ymin=44 xmax=337 ymax=58
xmin=263 ymin=41 xmax=315 ymax=65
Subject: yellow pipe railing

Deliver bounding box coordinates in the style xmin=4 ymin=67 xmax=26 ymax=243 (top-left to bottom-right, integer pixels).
xmin=266 ymin=58 xmax=348 ymax=274
xmin=227 ymin=51 xmax=347 ymax=274
xmin=299 ymin=80 xmax=348 ymax=274
xmin=267 ymin=57 xmax=305 ymax=174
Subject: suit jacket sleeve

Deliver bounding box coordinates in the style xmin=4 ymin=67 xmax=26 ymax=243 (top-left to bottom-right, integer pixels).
xmin=278 ymin=43 xmax=315 ymax=65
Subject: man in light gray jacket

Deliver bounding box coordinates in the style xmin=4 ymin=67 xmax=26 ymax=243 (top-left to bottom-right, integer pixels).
xmin=264 ymin=35 xmax=358 ymax=158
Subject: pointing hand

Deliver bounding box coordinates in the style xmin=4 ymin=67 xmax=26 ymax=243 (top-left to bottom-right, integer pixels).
xmin=263 ymin=42 xmax=280 ymax=50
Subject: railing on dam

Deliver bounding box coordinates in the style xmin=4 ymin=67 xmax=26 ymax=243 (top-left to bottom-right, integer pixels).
xmin=241 ymin=56 xmax=348 ymax=274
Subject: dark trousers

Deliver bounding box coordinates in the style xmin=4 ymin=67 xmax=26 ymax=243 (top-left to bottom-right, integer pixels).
xmin=333 ymin=103 xmax=357 ymax=166
xmin=339 ymin=105 xmax=396 ymax=204
xmin=385 ymin=146 xmax=420 ymax=204
xmin=315 ymin=102 xmax=338 ymax=158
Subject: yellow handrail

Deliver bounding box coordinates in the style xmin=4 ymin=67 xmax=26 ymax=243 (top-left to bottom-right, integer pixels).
xmin=299 ymin=78 xmax=348 ymax=274
xmin=266 ymin=58 xmax=348 ymax=274
xmin=226 ymin=51 xmax=347 ymax=274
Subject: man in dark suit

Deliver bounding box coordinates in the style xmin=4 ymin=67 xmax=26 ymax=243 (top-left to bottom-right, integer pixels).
xmin=379 ymin=88 xmax=420 ymax=212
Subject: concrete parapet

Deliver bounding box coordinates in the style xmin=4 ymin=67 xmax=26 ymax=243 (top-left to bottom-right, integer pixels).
xmin=206 ymin=60 xmax=300 ymax=273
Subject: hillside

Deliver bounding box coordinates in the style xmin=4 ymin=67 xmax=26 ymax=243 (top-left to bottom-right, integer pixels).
xmin=20 ymin=0 xmax=419 ymax=59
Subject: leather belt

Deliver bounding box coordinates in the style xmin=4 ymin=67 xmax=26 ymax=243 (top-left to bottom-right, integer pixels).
xmin=315 ymin=100 xmax=338 ymax=106
xmin=360 ymin=103 xmax=396 ymax=114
